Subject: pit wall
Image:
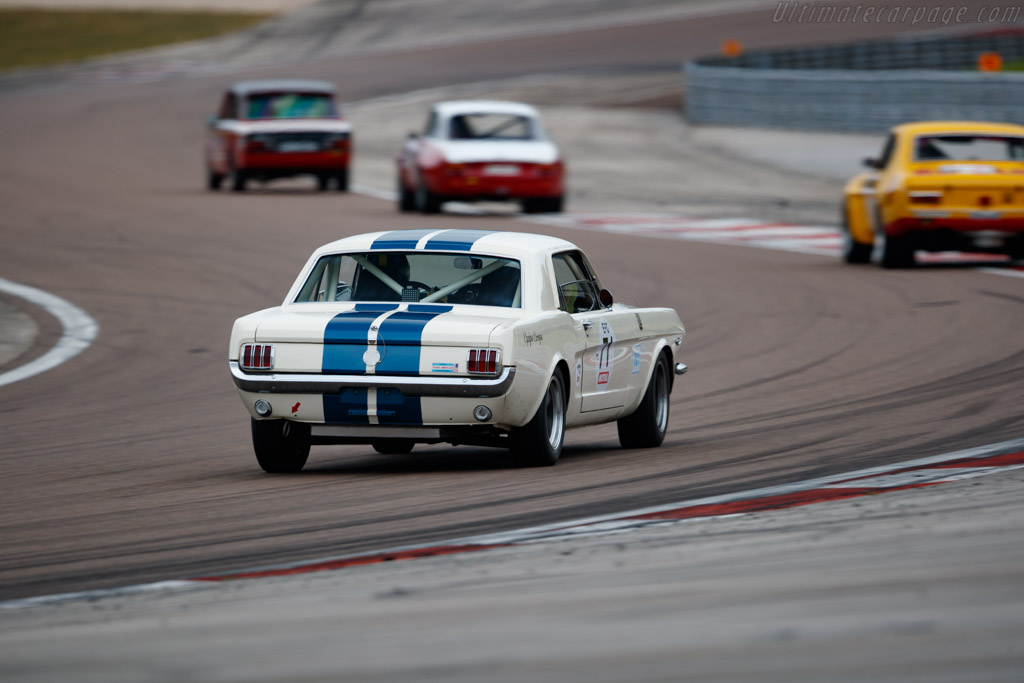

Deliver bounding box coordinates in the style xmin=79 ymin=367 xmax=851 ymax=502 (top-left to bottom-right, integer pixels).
xmin=685 ymin=33 xmax=1024 ymax=133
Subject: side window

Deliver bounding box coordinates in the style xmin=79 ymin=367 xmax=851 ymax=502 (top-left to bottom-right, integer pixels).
xmin=552 ymin=251 xmax=600 ymax=314
xmin=424 ymin=112 xmax=438 ymax=137
xmin=295 ymin=255 xmax=357 ymax=302
xmin=877 ymin=133 xmax=895 ymax=169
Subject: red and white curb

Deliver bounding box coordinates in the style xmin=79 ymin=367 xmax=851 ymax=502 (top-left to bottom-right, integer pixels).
xmin=525 ymin=213 xmax=1024 ymax=279
xmin=5 ymin=436 xmax=1024 ymax=610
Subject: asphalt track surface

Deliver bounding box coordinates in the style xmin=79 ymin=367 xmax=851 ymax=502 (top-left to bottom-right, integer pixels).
xmin=2 ymin=1 xmax=1024 ymax=603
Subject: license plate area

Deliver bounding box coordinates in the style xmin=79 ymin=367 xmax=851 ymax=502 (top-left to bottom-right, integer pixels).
xmin=483 ymin=164 xmax=520 ymax=176
xmin=278 ymin=141 xmax=320 ymax=153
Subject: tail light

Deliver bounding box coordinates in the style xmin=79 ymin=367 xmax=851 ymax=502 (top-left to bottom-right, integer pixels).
xmin=244 ymin=135 xmax=270 ymax=152
xmin=241 ymin=343 xmax=275 ymax=371
xmin=328 ymin=132 xmax=350 ymax=150
xmin=443 ymin=163 xmax=465 ymax=177
xmin=909 ymin=191 xmax=942 ymax=205
xmin=467 ymin=348 xmax=500 ymax=375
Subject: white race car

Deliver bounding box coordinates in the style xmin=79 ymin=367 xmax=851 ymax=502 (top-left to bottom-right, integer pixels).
xmin=397 ymin=101 xmax=565 ymax=214
xmin=229 ymin=230 xmax=686 ymax=471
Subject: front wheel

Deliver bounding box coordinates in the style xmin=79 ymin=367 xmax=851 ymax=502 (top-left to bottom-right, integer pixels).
xmin=617 ymin=354 xmax=670 ymax=448
xmin=251 ymin=419 xmax=310 ymax=473
xmin=230 ymin=166 xmax=247 ymax=193
xmin=510 ymin=371 xmax=566 ymax=467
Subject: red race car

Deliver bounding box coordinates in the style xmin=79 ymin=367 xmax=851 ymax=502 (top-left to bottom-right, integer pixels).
xmin=205 ymin=80 xmax=352 ymax=193
xmin=397 ymin=100 xmax=565 ymax=214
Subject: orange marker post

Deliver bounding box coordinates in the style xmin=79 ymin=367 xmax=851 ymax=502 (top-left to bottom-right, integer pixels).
xmin=722 ymin=39 xmax=743 ymax=59
xmin=978 ymin=52 xmax=1003 ymax=72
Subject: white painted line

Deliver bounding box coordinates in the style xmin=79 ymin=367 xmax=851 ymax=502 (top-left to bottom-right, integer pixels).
xmin=0 ymin=278 xmax=99 ymax=388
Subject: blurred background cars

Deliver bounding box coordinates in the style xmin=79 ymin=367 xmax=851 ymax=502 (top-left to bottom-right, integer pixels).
xmin=396 ymin=100 xmax=565 ymax=215
xmin=842 ymin=121 xmax=1024 ymax=267
xmin=205 ymin=79 xmax=352 ymax=193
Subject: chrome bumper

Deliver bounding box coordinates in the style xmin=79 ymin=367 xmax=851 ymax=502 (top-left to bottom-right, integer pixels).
xmin=229 ymin=362 xmax=515 ymax=398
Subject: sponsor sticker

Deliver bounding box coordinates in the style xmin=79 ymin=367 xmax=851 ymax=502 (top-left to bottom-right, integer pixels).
xmin=431 ymin=362 xmax=458 ymax=373
xmin=595 ymin=318 xmax=614 ymax=392
xmin=632 ymin=344 xmax=642 ymax=374
xmin=575 ymin=358 xmax=583 ymax=387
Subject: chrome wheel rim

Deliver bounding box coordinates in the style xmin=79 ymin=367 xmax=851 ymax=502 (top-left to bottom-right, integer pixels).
xmin=654 ymin=365 xmax=669 ymax=434
xmin=545 ymin=377 xmax=565 ymax=451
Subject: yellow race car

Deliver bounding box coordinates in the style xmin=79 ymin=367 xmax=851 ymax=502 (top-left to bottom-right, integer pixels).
xmin=842 ymin=121 xmax=1024 ymax=268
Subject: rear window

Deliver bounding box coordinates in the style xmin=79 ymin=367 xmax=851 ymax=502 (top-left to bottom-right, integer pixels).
xmin=294 ymin=252 xmax=522 ymax=308
xmin=448 ymin=113 xmax=537 ymax=140
xmin=913 ymin=135 xmax=1024 ymax=162
xmin=244 ymin=92 xmax=336 ymax=120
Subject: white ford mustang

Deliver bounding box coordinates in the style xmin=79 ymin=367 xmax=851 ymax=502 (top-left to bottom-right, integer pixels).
xmin=229 ymin=230 xmax=686 ymax=471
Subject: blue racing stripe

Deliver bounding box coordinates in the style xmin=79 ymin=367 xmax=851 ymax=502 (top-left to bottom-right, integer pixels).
xmin=322 ymin=389 xmax=370 ymax=425
xmin=370 ymin=229 xmax=437 ymax=250
xmin=322 ymin=304 xmax=398 ymax=374
xmin=375 ymin=305 xmax=453 ymax=376
xmin=423 ymin=229 xmax=495 ymax=252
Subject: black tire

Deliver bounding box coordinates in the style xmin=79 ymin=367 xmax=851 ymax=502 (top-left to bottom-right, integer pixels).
xmin=547 ymin=195 xmax=564 ymax=213
xmin=230 ymin=166 xmax=247 ymax=193
xmin=522 ymin=196 xmax=564 ymax=214
xmin=416 ymin=180 xmax=442 ymax=214
xmin=520 ymin=198 xmax=544 ymax=214
xmin=617 ymin=354 xmax=670 ymax=449
xmin=880 ymin=234 xmax=915 ymax=269
xmin=251 ymin=418 xmax=310 ymax=473
xmin=840 ymin=201 xmax=872 ymax=264
xmin=510 ymin=371 xmax=566 ymax=467
xmin=336 ymin=168 xmax=350 ymax=193
xmin=207 ymin=167 xmax=224 ymax=191
xmin=372 ymin=440 xmax=415 ymax=455
xmin=398 ymin=174 xmax=416 ymax=212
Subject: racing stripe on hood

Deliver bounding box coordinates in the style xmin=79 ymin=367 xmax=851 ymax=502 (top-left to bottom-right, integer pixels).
xmin=423 ymin=230 xmax=495 ymax=251
xmin=370 ymin=229 xmax=437 ymax=250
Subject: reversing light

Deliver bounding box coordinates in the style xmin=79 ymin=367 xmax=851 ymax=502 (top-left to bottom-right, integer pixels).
xmin=254 ymin=399 xmax=272 ymax=417
xmin=473 ymin=405 xmax=492 ymax=422
xmin=241 ymin=343 xmax=275 ymax=371
xmin=467 ymin=348 xmax=500 ymax=375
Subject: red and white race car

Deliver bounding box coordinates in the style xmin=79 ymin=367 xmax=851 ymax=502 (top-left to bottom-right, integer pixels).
xmin=397 ymin=100 xmax=565 ymax=214
xmin=205 ymin=79 xmax=352 ymax=193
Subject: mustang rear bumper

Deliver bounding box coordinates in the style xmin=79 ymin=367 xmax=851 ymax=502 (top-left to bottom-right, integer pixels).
xmin=229 ymin=362 xmax=515 ymax=398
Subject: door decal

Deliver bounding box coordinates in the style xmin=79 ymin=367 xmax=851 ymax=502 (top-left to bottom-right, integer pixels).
xmin=595 ymin=318 xmax=614 ymax=392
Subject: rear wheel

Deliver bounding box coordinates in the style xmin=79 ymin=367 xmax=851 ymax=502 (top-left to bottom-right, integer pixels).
xmin=521 ymin=196 xmax=563 ymax=214
xmin=840 ymin=201 xmax=872 ymax=264
xmin=372 ymin=440 xmax=415 ymax=455
xmin=510 ymin=371 xmax=566 ymax=467
xmin=251 ymin=418 xmax=310 ymax=473
xmin=317 ymin=174 xmax=331 ymax=192
xmin=335 ymin=168 xmax=350 ymax=192
xmin=416 ymin=180 xmax=442 ymax=214
xmin=617 ymin=354 xmax=670 ymax=449
xmin=397 ymin=174 xmax=416 ymax=212
xmin=880 ymin=234 xmax=915 ymax=268
xmin=206 ymin=167 xmax=224 ymax=191
xmin=230 ymin=165 xmax=247 ymax=193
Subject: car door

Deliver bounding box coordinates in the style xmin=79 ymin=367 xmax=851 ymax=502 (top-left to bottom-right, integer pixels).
xmin=552 ymin=251 xmax=634 ymax=413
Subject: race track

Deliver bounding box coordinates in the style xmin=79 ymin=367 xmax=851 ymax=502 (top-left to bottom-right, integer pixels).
xmin=1 ymin=0 xmax=1023 ymax=613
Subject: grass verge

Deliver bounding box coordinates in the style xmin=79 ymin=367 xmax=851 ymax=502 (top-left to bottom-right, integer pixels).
xmin=0 ymin=9 xmax=271 ymax=71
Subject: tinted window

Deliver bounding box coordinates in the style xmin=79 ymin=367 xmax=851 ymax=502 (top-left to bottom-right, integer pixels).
xmin=552 ymin=251 xmax=600 ymax=314
xmin=295 ymin=252 xmax=521 ymax=307
xmin=913 ymin=135 xmax=1024 ymax=162
xmin=448 ymin=114 xmax=536 ymax=140
xmin=244 ymin=93 xmax=336 ymax=120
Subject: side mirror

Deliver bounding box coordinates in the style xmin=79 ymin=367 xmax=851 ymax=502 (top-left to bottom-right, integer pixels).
xmin=863 ymin=157 xmax=881 ymax=170
xmin=599 ymin=289 xmax=614 ymax=307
